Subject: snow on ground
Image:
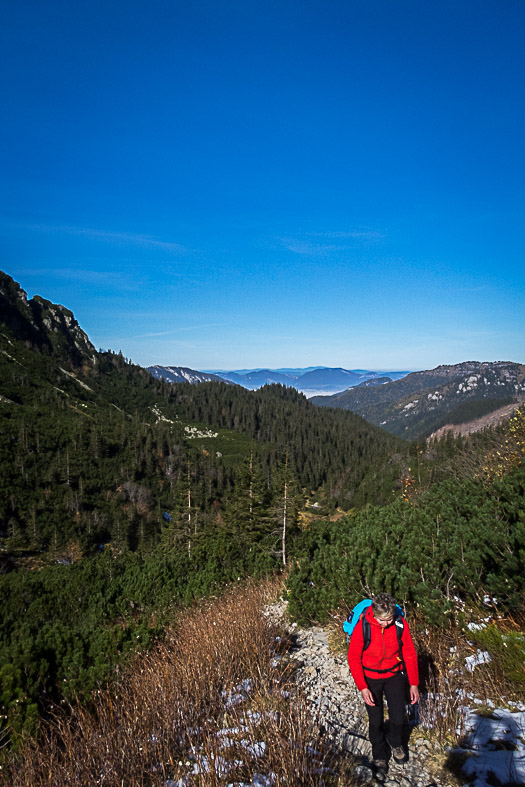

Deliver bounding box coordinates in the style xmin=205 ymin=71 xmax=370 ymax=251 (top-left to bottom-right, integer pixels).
xmin=455 ymin=707 xmax=525 ymax=786
xmin=464 ymin=650 xmax=492 ymax=672
xmin=166 ymin=676 xmax=280 ymax=787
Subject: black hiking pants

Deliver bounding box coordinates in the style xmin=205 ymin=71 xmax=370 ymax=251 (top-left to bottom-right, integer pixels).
xmin=364 ymin=671 xmax=406 ymax=762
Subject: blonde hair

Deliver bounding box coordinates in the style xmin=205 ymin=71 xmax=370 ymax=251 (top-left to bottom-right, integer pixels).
xmin=371 ymin=593 xmax=396 ymax=618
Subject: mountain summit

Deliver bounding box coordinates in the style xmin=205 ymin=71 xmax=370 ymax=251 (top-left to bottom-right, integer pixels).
xmin=0 ymin=271 xmax=95 ymax=367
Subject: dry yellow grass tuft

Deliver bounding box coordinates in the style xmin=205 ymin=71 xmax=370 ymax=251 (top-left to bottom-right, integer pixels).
xmin=1 ymin=579 xmax=349 ymax=786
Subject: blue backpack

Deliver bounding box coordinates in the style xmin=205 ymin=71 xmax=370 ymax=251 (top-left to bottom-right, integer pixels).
xmin=344 ymin=599 xmax=405 ymax=671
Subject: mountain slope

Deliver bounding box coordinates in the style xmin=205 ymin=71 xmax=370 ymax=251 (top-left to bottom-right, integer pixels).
xmin=0 ymin=271 xmax=410 ymax=558
xmin=429 ymin=401 xmax=523 ymax=440
xmin=148 ymin=365 xmax=234 ymax=385
xmin=312 ymin=361 xmax=525 ymax=439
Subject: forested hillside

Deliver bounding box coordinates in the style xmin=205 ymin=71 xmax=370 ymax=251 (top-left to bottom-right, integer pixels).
xmin=287 ymin=460 xmax=525 ymax=626
xmin=1 ymin=271 xmax=409 ymax=559
xmin=312 ymin=361 xmax=525 ymax=439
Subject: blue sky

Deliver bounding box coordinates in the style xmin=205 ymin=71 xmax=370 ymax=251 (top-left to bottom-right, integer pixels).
xmin=1 ymin=0 xmax=524 ymax=371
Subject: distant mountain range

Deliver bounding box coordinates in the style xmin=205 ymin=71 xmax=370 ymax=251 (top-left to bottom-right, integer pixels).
xmin=311 ymin=361 xmax=525 ymax=440
xmin=148 ymin=365 xmax=411 ymax=396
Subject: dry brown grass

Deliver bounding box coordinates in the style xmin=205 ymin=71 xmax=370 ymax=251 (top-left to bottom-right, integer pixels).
xmin=412 ymin=613 xmax=524 ymax=747
xmin=1 ymin=579 xmax=342 ymax=786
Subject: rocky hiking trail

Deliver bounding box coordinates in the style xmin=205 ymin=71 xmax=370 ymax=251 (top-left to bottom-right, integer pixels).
xmin=267 ymin=602 xmax=452 ymax=787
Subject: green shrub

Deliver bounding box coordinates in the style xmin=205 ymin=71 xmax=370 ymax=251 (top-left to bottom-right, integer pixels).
xmin=468 ymin=625 xmax=525 ymax=685
xmin=287 ymin=466 xmax=525 ymax=627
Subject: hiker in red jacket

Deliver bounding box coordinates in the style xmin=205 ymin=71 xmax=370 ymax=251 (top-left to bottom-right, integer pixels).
xmin=348 ymin=593 xmax=419 ymax=778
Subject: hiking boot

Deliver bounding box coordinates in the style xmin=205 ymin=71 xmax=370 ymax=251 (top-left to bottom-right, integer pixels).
xmin=374 ymin=759 xmax=388 ymax=780
xmin=390 ymin=744 xmax=407 ymax=763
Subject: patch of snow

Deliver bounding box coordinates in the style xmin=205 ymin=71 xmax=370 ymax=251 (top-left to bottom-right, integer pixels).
xmin=228 ymin=775 xmax=276 ymax=787
xmin=239 ymin=740 xmax=266 ymax=758
xmin=221 ymin=679 xmax=253 ymax=708
xmin=465 ymin=650 xmax=491 ymax=672
xmin=467 ymin=623 xmax=487 ymax=632
xmin=151 ymin=405 xmax=175 ymax=424
xmin=458 ymin=709 xmax=525 ymax=786
xmin=59 ymin=367 xmax=94 ymax=391
xmin=1 ymin=349 xmax=23 ymax=366
xmin=184 ymin=425 xmax=219 ymax=439
xmin=402 ymin=400 xmax=419 ymax=411
xmin=222 ymin=692 xmax=245 ymax=707
xmin=508 ymin=700 xmax=525 ymax=710
xmin=243 ymin=711 xmax=262 ymax=726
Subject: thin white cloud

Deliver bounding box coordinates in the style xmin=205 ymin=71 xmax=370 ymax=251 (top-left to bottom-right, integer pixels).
xmin=280 ymin=239 xmax=348 ymax=255
xmin=307 ymin=230 xmax=385 ymax=240
xmin=127 ymin=322 xmax=226 ymax=341
xmin=177 ymin=322 xmax=225 ymax=333
xmin=131 ymin=330 xmax=175 ymax=338
xmin=11 ymin=221 xmax=188 ymax=253
xmin=130 ymin=323 xmax=225 ymax=339
xmin=278 ymin=229 xmax=384 ymax=255
xmin=15 ymin=266 xmax=135 ymax=288
xmin=44 ymin=268 xmax=126 ymax=282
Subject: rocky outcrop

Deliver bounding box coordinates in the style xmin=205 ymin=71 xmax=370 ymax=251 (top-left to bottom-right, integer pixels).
xmin=0 ymin=270 xmax=95 ymax=366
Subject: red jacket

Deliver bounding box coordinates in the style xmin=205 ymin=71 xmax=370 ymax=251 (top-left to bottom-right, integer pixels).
xmin=347 ymin=606 xmax=419 ymax=691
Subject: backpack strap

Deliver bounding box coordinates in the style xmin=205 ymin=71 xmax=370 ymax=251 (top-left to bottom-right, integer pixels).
xmin=395 ymin=616 xmax=406 ymax=671
xmin=362 ymin=614 xmax=371 ymax=651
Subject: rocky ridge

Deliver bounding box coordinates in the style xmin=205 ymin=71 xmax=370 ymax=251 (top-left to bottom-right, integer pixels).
xmin=0 ymin=271 xmax=96 ymax=366
xmin=312 ymin=361 xmax=525 ymax=440
xmin=266 ymin=601 xmax=452 ymax=787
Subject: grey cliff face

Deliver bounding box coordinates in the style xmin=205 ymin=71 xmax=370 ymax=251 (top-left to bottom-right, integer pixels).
xmin=0 ymin=271 xmax=95 ymax=366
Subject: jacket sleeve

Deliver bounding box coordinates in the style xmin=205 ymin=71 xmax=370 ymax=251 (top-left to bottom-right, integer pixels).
xmin=401 ymin=619 xmax=419 ymax=686
xmin=347 ymin=619 xmax=367 ymax=691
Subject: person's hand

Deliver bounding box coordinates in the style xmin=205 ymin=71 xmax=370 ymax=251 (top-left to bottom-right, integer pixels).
xmin=361 ymin=688 xmax=375 ymax=706
xmin=410 ymin=685 xmax=419 ymax=704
